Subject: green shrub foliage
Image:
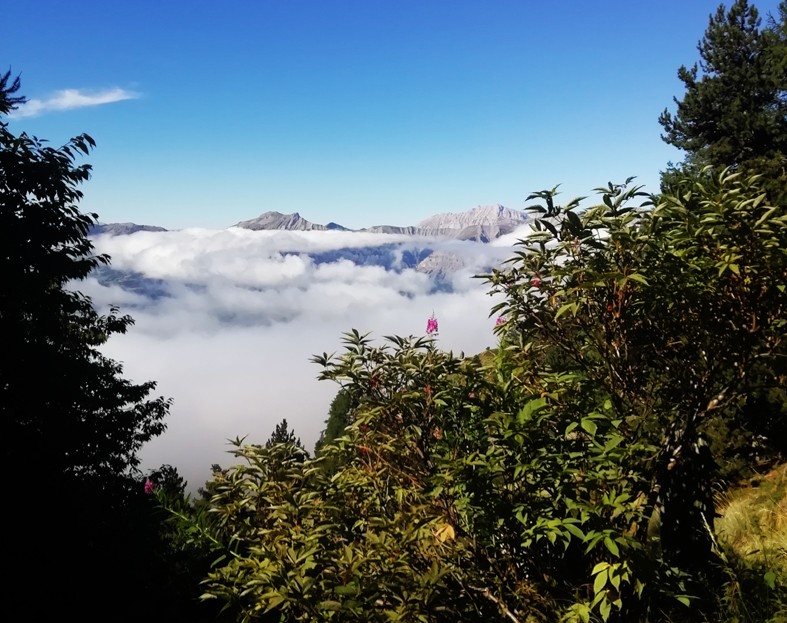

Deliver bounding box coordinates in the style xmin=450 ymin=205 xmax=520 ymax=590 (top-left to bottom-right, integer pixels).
xmin=190 ymin=170 xmax=785 ymax=622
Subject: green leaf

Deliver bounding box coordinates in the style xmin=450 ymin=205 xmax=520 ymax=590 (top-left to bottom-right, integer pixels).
xmin=518 ymin=397 xmax=548 ymax=423
xmin=335 ymin=583 xmax=359 ymax=596
xmin=581 ymin=419 xmax=597 ymax=436
xmin=626 ymin=273 xmax=649 ymax=285
xmin=603 ymin=536 xmax=619 ymax=557
xmin=265 ymin=593 xmax=287 ymax=611
xmin=598 ymin=598 xmax=611 ymax=622
xmin=591 ymin=562 xmax=611 ymax=575
xmin=593 ymin=568 xmax=608 ymax=593
xmin=764 ymin=570 xmax=776 ymax=590
xmin=555 ymin=302 xmax=577 ymax=319
xmin=541 ymin=219 xmax=558 ymax=237
xmin=564 ymin=523 xmax=586 ymax=540
xmin=604 ymin=434 xmax=623 ymax=452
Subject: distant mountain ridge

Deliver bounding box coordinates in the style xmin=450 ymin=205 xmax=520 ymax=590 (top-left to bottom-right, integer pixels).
xmin=233 ymin=211 xmax=350 ymax=232
xmin=415 ymin=205 xmax=530 ymax=242
xmin=233 ymin=204 xmax=531 ymax=242
xmin=89 ymin=205 xmax=532 ymax=295
xmin=91 ymin=204 xmax=532 ymax=242
xmin=89 ymin=222 xmax=168 ymax=236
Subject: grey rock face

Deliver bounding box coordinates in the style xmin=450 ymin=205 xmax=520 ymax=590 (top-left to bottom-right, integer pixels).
xmin=416 ymin=251 xmax=465 ymax=277
xmin=234 ymin=205 xmax=531 ymax=241
xmin=416 ymin=204 xmax=530 ymax=240
xmin=89 ymin=223 xmax=168 ymax=236
xmin=361 ymin=225 xmax=420 ymax=235
xmin=233 ymin=211 xmax=333 ymax=231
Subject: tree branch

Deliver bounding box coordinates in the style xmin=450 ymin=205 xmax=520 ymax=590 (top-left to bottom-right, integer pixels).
xmin=468 ymin=585 xmax=522 ymax=623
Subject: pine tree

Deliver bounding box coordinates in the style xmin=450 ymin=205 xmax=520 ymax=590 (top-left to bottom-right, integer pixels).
xmin=266 ymin=417 xmax=304 ymax=450
xmin=315 ymin=388 xmax=353 ymax=454
xmin=659 ymin=0 xmax=787 ymax=199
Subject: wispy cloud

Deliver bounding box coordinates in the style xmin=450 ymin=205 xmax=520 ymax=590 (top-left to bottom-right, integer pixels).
xmin=10 ymin=87 xmax=139 ymax=118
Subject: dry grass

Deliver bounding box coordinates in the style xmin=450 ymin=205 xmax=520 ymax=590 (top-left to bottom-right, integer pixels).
xmin=716 ymin=463 xmax=787 ymax=574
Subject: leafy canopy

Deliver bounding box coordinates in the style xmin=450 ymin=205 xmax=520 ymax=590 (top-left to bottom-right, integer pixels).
xmin=184 ymin=169 xmax=785 ymax=623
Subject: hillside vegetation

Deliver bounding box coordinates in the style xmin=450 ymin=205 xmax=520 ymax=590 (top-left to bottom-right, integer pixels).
xmin=162 ymin=167 xmax=786 ymax=623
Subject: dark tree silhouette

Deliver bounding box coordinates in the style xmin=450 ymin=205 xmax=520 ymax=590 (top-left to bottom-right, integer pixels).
xmin=1 ymin=71 xmax=171 ymax=621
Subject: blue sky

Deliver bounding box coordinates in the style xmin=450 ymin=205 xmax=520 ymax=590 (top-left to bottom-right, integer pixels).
xmin=4 ymin=1 xmax=782 ymax=230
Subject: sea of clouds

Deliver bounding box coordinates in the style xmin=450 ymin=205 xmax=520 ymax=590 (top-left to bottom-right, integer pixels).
xmin=82 ymin=226 xmax=529 ymax=489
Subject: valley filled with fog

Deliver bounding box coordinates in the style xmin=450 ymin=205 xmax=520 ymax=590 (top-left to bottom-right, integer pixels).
xmin=83 ymin=225 xmax=526 ymax=488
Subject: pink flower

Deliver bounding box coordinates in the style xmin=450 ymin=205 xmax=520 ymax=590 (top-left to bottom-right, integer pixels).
xmin=426 ymin=313 xmax=439 ymax=334
xmin=532 ymin=277 xmax=542 ymax=288
xmin=144 ymin=479 xmax=156 ymax=495
xmin=495 ymin=315 xmax=506 ymax=326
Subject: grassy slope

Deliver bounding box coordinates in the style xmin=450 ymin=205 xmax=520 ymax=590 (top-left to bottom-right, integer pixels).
xmin=712 ymin=463 xmax=787 ymax=621
xmin=716 ymin=463 xmax=787 ymax=574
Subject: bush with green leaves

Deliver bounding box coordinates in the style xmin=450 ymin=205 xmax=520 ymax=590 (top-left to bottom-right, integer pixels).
xmin=187 ymin=169 xmax=784 ymax=622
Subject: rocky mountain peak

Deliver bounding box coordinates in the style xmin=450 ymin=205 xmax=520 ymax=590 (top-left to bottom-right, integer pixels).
xmin=417 ymin=204 xmax=529 ymax=230
xmin=415 ymin=204 xmax=531 ymax=240
xmin=231 ymin=204 xmax=532 ymax=241
xmin=233 ymin=211 xmax=332 ymax=231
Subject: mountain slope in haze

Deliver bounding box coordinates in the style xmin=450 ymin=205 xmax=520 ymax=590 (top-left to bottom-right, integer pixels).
xmin=234 ymin=211 xmax=350 ymax=232
xmin=415 ymin=204 xmax=530 ymax=241
xmin=233 ymin=203 xmax=531 ymax=242
xmin=89 ymin=222 xmax=168 ymax=236
xmin=88 ymin=204 xmax=532 ymax=298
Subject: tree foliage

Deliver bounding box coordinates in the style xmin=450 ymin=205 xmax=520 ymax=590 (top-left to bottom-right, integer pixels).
xmin=187 ymin=170 xmax=786 ymax=622
xmin=0 ymin=73 xmax=170 ymax=482
xmin=1 ymin=73 xmax=172 ymax=620
xmin=314 ymin=388 xmax=355 ymax=474
xmin=659 ymin=0 xmax=787 ymax=201
xmin=316 ymin=389 xmax=353 ymax=451
xmin=266 ymin=418 xmax=305 ymax=451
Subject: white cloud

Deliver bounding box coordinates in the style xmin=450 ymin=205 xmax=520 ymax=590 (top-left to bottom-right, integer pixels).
xmin=10 ymin=87 xmax=139 ymax=118
xmin=82 ymin=228 xmax=511 ymax=489
xmin=491 ymin=222 xmax=536 ymax=247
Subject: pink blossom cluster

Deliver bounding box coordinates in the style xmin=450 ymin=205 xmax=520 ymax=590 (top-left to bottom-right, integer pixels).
xmin=426 ymin=314 xmax=439 ymax=334
xmin=144 ymin=479 xmax=156 ymax=495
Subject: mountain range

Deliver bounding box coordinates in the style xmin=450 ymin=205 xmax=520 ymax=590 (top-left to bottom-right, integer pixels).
xmin=233 ymin=204 xmax=531 ymax=243
xmin=89 ymin=205 xmax=533 ymax=297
